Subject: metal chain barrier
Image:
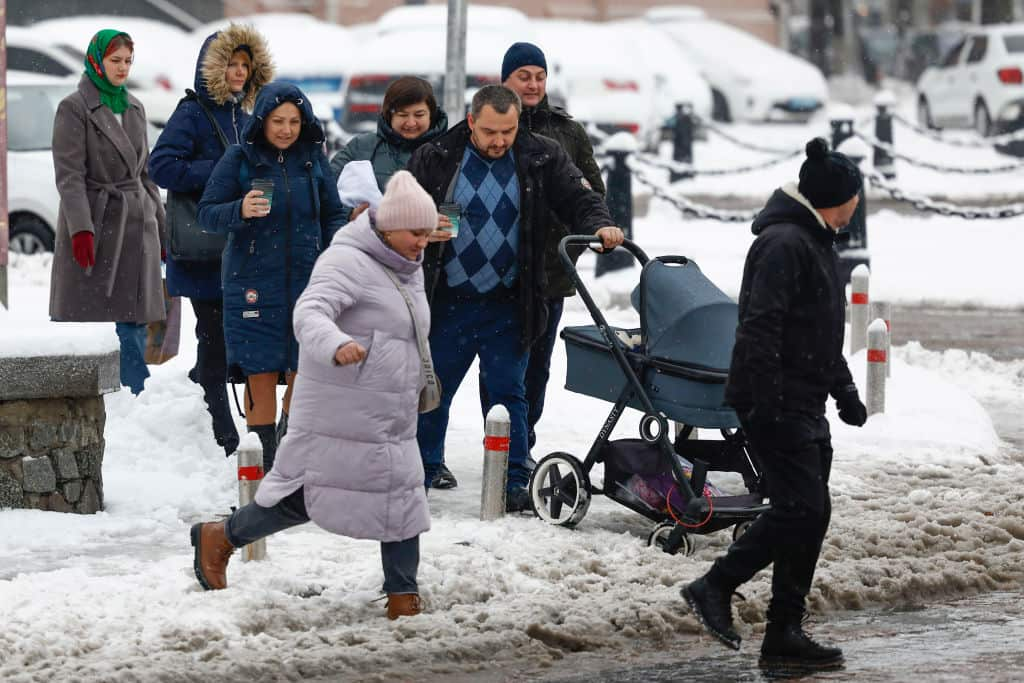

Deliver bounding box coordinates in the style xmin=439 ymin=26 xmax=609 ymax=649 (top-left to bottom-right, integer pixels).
xmin=627 ymin=159 xmax=760 ymax=222
xmin=865 ymin=170 xmax=1024 ymax=218
xmin=892 ymin=112 xmax=1024 ymax=147
xmin=855 ymin=130 xmax=1024 ymax=174
xmin=632 ymin=147 xmax=803 ymax=177
xmin=695 ymin=115 xmax=804 ymax=155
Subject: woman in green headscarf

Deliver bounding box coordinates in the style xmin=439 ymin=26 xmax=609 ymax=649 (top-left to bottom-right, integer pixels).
xmin=50 ymin=29 xmax=167 ymax=395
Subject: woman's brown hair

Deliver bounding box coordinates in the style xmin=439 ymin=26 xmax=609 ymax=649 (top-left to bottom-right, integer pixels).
xmin=381 ymin=76 xmax=437 ymax=123
xmin=104 ymin=33 xmax=134 ymax=56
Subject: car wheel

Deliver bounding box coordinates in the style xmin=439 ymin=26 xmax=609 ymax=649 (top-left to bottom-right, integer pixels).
xmin=917 ymin=97 xmax=936 ymax=130
xmin=711 ymin=89 xmax=731 ymax=123
xmin=9 ymin=215 xmax=54 ymax=254
xmin=974 ymin=101 xmax=992 ymax=137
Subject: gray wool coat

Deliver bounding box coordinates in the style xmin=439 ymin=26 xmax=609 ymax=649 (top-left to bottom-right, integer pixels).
xmin=255 ymin=212 xmax=431 ymax=542
xmin=49 ymin=76 xmax=166 ymax=323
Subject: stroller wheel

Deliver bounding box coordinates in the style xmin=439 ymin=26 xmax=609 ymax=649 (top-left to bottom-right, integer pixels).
xmin=732 ymin=520 xmax=755 ymax=542
xmin=649 ymin=522 xmax=696 ymax=556
xmin=529 ymin=453 xmax=591 ymax=527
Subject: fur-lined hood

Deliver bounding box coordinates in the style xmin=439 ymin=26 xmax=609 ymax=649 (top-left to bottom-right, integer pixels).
xmin=197 ymin=23 xmax=274 ymax=110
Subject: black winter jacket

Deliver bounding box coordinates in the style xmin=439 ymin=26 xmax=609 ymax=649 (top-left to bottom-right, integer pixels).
xmin=407 ymin=120 xmax=613 ymax=349
xmin=724 ymin=184 xmax=855 ymax=417
xmin=520 ymin=96 xmax=606 ymax=298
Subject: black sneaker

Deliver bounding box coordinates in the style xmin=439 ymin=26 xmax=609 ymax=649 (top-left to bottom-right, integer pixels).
xmin=759 ymin=621 xmax=844 ymax=673
xmin=681 ymin=577 xmax=742 ymax=650
xmin=505 ymin=486 xmax=533 ymax=514
xmin=431 ymin=463 xmax=458 ymax=489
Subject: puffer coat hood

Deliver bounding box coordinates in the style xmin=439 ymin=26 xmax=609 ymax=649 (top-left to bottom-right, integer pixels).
xmin=242 ymin=82 xmax=325 ymax=162
xmin=255 ymin=211 xmax=431 ymax=542
xmin=198 ymin=23 xmax=274 ymax=110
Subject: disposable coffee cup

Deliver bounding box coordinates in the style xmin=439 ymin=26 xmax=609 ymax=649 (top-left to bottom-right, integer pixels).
xmin=251 ymin=179 xmax=274 ymax=212
xmin=439 ymin=203 xmax=461 ymax=237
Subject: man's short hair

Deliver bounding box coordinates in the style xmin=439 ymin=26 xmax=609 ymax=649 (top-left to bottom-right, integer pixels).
xmin=470 ymin=85 xmax=522 ymax=119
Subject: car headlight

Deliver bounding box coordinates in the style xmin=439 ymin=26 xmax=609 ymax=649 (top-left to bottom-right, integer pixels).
xmin=1000 ymin=103 xmax=1022 ymax=121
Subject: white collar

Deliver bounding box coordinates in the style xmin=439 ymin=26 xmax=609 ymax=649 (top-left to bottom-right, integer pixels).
xmin=781 ymin=182 xmax=831 ymax=232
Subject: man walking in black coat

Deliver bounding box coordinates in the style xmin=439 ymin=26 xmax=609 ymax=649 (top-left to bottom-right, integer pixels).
xmin=408 ymin=85 xmax=621 ymax=512
xmin=682 ymin=138 xmax=868 ymax=673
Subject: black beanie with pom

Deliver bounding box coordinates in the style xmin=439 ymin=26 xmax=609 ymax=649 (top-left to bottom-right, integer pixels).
xmin=797 ymin=137 xmax=863 ymax=209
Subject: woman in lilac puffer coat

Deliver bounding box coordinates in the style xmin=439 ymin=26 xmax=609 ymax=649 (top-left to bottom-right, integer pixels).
xmin=190 ymin=171 xmax=440 ymax=621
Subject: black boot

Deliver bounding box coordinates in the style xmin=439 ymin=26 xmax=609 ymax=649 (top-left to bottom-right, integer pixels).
xmin=276 ymin=411 xmax=289 ymax=445
xmin=681 ymin=576 xmax=742 ymax=650
xmin=249 ymin=424 xmax=277 ymax=474
xmin=431 ymin=462 xmax=458 ymax=489
xmin=759 ymin=621 xmax=844 ymax=672
xmin=203 ymin=382 xmax=240 ymax=457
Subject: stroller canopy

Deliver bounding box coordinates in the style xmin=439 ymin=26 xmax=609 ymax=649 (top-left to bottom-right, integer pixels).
xmin=631 ymin=258 xmax=737 ymax=372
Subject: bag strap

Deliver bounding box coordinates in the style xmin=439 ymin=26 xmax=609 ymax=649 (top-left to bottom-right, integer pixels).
xmin=185 ymin=88 xmax=231 ymax=150
xmin=379 ymin=266 xmax=437 ymax=389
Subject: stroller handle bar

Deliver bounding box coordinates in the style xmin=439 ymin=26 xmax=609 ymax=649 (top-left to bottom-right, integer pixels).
xmin=558 ymin=235 xmax=649 ymax=274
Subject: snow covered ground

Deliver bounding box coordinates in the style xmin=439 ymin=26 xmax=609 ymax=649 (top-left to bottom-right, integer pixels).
xmin=1 ymin=203 xmax=1023 ymax=681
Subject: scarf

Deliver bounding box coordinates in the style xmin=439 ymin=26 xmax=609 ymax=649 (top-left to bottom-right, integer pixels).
xmin=84 ymin=29 xmax=132 ymax=114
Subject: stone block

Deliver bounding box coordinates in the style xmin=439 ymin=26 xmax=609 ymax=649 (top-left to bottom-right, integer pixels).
xmin=0 ymin=429 xmax=27 ymax=459
xmin=22 ymin=456 xmax=56 ymax=493
xmin=0 ymin=351 xmax=120 ymax=401
xmin=78 ymin=480 xmax=102 ymax=514
xmin=54 ymin=450 xmax=80 ymax=480
xmin=28 ymin=423 xmax=59 ymax=451
xmin=75 ymin=443 xmax=103 ymax=479
xmin=0 ymin=470 xmax=23 ymax=509
xmin=63 ymin=481 xmax=82 ymax=504
xmin=49 ymin=493 xmax=73 ymax=513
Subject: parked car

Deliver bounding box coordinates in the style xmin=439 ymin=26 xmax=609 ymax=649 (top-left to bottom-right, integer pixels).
xmin=895 ymin=22 xmax=969 ymax=83
xmin=338 ymin=6 xmax=524 ymax=135
xmin=5 ymin=73 xmax=161 ymax=255
xmin=916 ymin=23 xmax=1024 ymax=136
xmin=647 ymin=7 xmax=827 ymax=123
xmin=185 ymin=13 xmax=354 ymax=127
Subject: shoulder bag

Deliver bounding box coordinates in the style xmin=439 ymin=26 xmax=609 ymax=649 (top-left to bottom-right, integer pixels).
xmin=379 ymin=266 xmax=441 ymax=413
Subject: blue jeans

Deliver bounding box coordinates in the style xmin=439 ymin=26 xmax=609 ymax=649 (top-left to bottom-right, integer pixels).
xmin=480 ymin=297 xmax=563 ymax=452
xmin=114 ymin=322 xmax=150 ymax=395
xmin=418 ymin=286 xmax=531 ymax=490
xmin=225 ymin=487 xmax=420 ymax=594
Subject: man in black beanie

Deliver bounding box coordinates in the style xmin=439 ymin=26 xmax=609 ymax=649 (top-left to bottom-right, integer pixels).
xmin=681 ymin=137 xmax=867 ymax=674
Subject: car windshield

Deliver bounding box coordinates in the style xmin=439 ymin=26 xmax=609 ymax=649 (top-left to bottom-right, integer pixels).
xmin=7 ymin=83 xmax=71 ymax=151
xmin=1003 ymin=35 xmax=1024 ymax=53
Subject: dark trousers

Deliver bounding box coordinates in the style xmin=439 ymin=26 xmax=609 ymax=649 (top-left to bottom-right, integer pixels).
xmin=189 ymin=298 xmax=239 ymax=451
xmin=479 ymin=297 xmax=563 ymax=452
xmin=225 ymin=487 xmax=420 ymax=594
xmin=706 ymin=412 xmax=833 ymax=624
xmin=114 ymin=322 xmax=150 ymax=395
xmin=418 ymin=286 xmax=531 ymax=489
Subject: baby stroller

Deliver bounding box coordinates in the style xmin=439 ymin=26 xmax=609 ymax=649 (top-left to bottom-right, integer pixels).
xmin=527 ymin=236 xmax=770 ymax=555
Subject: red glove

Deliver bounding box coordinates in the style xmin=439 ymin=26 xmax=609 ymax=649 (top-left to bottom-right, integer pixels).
xmin=72 ymin=231 xmax=95 ymax=269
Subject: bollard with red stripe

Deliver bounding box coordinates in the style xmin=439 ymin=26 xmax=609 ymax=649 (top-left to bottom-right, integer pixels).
xmin=849 ymin=264 xmax=870 ymax=355
xmin=871 ymin=300 xmax=892 ymax=378
xmin=237 ymin=444 xmax=266 ymax=561
xmin=866 ymin=318 xmax=888 ymax=416
xmin=480 ymin=405 xmax=510 ymax=521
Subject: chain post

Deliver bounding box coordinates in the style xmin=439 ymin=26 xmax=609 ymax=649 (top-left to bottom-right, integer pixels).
xmin=874 ymin=91 xmax=896 ymax=179
xmin=834 ymin=136 xmax=870 ymax=284
xmin=596 ymin=143 xmax=635 ymax=277
xmin=830 ymin=117 xmax=855 ymax=151
xmin=669 ymin=102 xmax=694 ymax=183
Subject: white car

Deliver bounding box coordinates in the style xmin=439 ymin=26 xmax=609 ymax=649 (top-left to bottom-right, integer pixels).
xmin=6 ymin=24 xmax=179 ymax=126
xmin=532 ymin=20 xmax=665 ymax=151
xmin=184 ymin=13 xmax=355 ymax=127
xmin=647 ymin=7 xmax=827 ymax=123
xmin=916 ymin=23 xmax=1024 ymax=136
xmin=5 ymin=73 xmax=162 ymax=254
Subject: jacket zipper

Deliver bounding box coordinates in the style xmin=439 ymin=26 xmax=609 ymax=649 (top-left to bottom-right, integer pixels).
xmin=231 ymin=104 xmax=239 ymax=143
xmin=280 ymin=151 xmax=293 ymax=368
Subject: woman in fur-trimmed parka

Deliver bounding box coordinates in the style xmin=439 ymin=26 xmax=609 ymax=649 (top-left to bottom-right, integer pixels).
xmin=149 ymin=24 xmax=273 ymax=456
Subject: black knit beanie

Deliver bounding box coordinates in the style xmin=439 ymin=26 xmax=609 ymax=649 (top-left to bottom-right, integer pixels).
xmin=501 ymin=42 xmax=547 ymax=82
xmin=797 ymin=137 xmax=863 ymax=209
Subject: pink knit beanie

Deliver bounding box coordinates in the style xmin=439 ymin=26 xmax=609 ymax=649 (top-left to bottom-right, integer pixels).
xmin=375 ymin=170 xmax=438 ymax=232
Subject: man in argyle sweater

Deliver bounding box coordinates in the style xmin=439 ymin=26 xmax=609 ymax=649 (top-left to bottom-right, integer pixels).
xmin=408 ymin=85 xmax=622 ymax=512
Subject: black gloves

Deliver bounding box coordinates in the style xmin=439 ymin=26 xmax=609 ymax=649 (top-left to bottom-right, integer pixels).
xmin=836 ymin=385 xmax=867 ymax=427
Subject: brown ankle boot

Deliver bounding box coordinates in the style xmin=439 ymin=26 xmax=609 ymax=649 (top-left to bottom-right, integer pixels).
xmin=386 ymin=593 xmax=422 ymax=620
xmin=190 ymin=522 xmax=236 ymax=590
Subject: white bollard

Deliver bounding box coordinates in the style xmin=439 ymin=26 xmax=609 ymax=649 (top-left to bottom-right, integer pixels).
xmin=866 ymin=318 xmax=888 ymax=416
xmin=237 ymin=445 xmax=266 ymax=561
xmin=849 ymin=264 xmax=871 ymax=355
xmin=480 ymin=405 xmax=510 ymax=521
xmin=870 ymin=300 xmax=892 ymax=378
